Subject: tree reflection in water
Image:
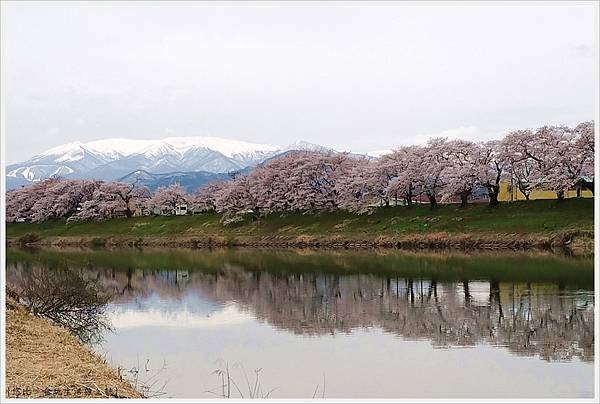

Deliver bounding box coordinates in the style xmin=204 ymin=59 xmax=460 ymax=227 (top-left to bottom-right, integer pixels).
xmin=100 ymin=266 xmax=594 ymax=362
xmin=6 ymin=251 xmax=594 ymax=362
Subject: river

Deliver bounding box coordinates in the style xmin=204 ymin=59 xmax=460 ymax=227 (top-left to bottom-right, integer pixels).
xmin=6 ymin=248 xmax=595 ymax=398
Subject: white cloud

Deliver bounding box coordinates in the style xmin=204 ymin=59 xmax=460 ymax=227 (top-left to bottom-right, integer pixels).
xmin=109 ymin=304 xmax=254 ymax=329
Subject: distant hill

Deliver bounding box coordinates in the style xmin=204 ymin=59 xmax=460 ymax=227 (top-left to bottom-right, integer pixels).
xmin=118 ymin=170 xmax=231 ymax=193
xmin=6 ymin=176 xmax=31 ymax=191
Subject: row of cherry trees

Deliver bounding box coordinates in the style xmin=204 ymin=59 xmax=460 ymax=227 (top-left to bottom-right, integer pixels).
xmin=5 ymin=121 xmax=594 ymax=223
xmin=5 ymin=178 xmax=188 ymax=223
xmin=197 ymin=121 xmax=594 ymax=219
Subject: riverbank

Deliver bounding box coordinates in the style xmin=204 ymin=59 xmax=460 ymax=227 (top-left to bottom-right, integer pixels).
xmin=5 ymin=297 xmax=141 ymax=399
xmin=6 ymin=199 xmax=594 ymax=254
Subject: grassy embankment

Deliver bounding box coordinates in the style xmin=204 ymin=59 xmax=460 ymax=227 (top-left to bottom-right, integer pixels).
xmin=6 ymin=199 xmax=594 ymax=252
xmin=5 ymin=298 xmax=141 ymax=398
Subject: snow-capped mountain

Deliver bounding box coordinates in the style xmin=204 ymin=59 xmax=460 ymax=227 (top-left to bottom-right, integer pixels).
xmin=6 ymin=135 xmax=392 ymax=190
xmin=6 ymin=136 xmax=281 ymax=185
xmin=6 ymin=136 xmax=366 ymax=189
xmin=281 ymin=140 xmax=335 ymax=154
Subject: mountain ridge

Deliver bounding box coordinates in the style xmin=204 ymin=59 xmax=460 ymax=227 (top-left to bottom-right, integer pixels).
xmin=117 ymin=169 xmax=231 ymax=193
xmin=6 ymin=136 xmax=361 ymax=190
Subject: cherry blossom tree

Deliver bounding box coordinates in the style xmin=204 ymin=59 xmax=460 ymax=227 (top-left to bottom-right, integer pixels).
xmin=214 ymin=175 xmax=259 ymax=223
xmin=418 ymin=138 xmax=450 ymax=209
xmin=574 ymin=121 xmax=595 ymax=155
xmin=103 ymin=181 xmax=150 ymax=218
xmin=382 ymin=146 xmax=423 ymax=207
xmin=441 ymin=140 xmax=481 ymax=207
xmin=70 ymin=181 xmax=147 ymax=221
xmin=531 ymin=125 xmax=573 ymax=199
xmin=477 ymin=140 xmax=508 ymax=207
xmin=501 ymin=124 xmax=593 ymax=200
xmin=501 ymin=129 xmax=541 ymax=201
xmin=72 ymin=191 xmax=121 ymax=221
xmin=248 ymin=153 xmax=301 ymax=214
xmin=6 ymin=178 xmax=63 ymax=222
xmin=248 ymin=151 xmax=352 ymax=214
xmin=150 ymin=184 xmax=189 ymax=215
xmin=335 ymin=158 xmax=381 ymax=213
xmin=25 ymin=179 xmax=99 ymax=222
xmin=367 ymin=156 xmax=398 ymax=208
xmin=5 ymin=178 xmax=115 ymax=222
xmin=288 ymin=152 xmax=350 ymax=211
xmin=195 ymin=181 xmax=228 ymax=212
xmin=573 ymin=121 xmax=595 ymax=193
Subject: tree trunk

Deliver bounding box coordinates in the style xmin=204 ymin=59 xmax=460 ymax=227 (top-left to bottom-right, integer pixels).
xmin=121 ymin=195 xmax=133 ymax=218
xmin=463 ymin=281 xmax=471 ymax=307
xmin=459 ymin=192 xmax=469 ymax=208
xmin=582 ymin=179 xmax=594 ymax=195
xmin=427 ymin=194 xmax=437 ymax=209
xmin=488 ymin=189 xmax=499 ymax=207
xmin=490 ymin=279 xmax=503 ymax=321
xmin=557 ymin=190 xmax=564 ymax=201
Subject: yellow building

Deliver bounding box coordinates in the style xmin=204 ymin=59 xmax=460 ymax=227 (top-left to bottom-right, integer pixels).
xmin=497 ymin=180 xmax=593 ymax=202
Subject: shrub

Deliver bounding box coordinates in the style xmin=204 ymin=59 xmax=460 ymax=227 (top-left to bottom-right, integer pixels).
xmin=90 ymin=237 xmax=107 ymax=247
xmin=17 ymin=233 xmax=41 ymax=245
xmin=11 ymin=267 xmax=111 ymax=344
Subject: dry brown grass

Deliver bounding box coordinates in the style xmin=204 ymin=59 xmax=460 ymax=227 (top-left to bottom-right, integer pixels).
xmin=6 ymin=229 xmax=592 ymax=255
xmin=5 ymin=300 xmax=141 ymax=398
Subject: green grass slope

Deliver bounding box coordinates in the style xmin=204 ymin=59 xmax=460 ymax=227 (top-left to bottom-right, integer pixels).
xmin=6 ymin=199 xmax=594 ymax=241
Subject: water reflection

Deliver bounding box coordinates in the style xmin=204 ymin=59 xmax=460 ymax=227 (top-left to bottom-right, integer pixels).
xmin=7 ymin=248 xmax=592 ymax=362
xmin=97 ymin=267 xmax=594 ymax=362
xmin=5 ymin=248 xmax=595 ymax=398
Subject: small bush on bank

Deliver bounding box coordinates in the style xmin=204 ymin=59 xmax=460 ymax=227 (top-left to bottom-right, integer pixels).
xmin=90 ymin=237 xmax=107 ymax=247
xmin=18 ymin=233 xmax=41 ymax=245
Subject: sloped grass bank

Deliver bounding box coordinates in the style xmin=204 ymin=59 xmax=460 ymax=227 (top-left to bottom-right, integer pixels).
xmin=5 ymin=299 xmax=141 ymax=398
xmin=6 ymin=199 xmax=594 ymax=253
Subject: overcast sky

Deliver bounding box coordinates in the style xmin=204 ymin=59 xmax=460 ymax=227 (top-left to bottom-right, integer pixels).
xmin=1 ymin=1 xmax=597 ymax=164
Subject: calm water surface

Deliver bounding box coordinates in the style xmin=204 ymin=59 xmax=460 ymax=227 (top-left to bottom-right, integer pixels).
xmin=6 ymin=248 xmax=595 ymax=398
